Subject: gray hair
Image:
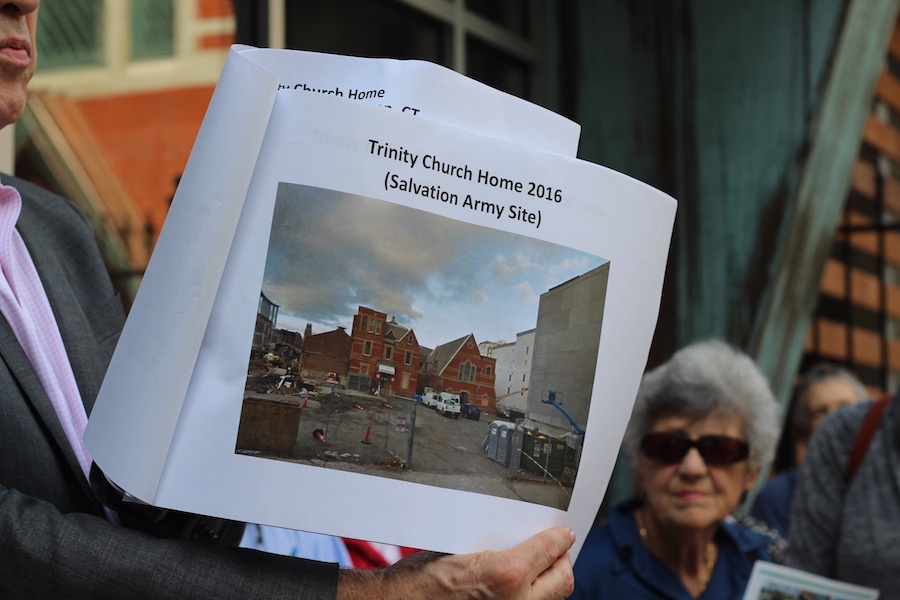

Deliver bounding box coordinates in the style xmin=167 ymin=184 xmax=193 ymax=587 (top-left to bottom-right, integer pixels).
xmin=623 ymin=339 xmax=781 ymax=473
xmin=791 ymin=362 xmax=866 ymax=437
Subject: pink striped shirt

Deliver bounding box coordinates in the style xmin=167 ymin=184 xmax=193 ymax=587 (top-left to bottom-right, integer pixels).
xmin=0 ymin=181 xmax=92 ymax=479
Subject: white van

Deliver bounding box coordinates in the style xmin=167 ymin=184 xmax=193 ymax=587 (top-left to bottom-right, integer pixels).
xmin=422 ymin=391 xmax=440 ymax=408
xmin=437 ymin=392 xmax=461 ymax=418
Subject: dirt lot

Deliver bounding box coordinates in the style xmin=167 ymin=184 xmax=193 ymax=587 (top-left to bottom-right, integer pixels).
xmin=236 ymin=386 xmax=574 ymax=510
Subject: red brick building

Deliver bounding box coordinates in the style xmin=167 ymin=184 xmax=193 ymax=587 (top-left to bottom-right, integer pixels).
xmin=301 ymin=327 xmax=351 ymax=382
xmin=348 ymin=306 xmax=421 ymax=398
xmin=424 ymin=334 xmax=497 ymax=408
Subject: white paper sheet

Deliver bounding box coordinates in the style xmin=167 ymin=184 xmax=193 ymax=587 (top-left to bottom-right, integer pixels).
xmin=85 ymin=45 xmax=581 ymax=505
xmin=235 ymin=46 xmax=582 ymax=156
xmin=86 ymin=47 xmax=674 ymax=558
xmin=742 ymin=561 xmax=879 ymax=600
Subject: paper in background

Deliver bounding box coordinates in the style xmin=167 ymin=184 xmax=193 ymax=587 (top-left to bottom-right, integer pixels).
xmin=742 ymin=562 xmax=879 ymax=600
xmin=85 ymin=46 xmax=675 ymax=558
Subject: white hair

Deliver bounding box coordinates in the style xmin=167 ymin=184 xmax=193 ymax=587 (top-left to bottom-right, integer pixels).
xmin=623 ymin=339 xmax=781 ymax=473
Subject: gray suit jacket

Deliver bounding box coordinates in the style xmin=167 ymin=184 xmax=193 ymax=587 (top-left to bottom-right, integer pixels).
xmin=0 ymin=175 xmax=338 ymax=599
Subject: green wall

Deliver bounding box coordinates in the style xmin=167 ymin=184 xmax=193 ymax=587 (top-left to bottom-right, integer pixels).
xmin=575 ymin=0 xmax=846 ymax=351
xmin=565 ymin=0 xmax=900 ymax=510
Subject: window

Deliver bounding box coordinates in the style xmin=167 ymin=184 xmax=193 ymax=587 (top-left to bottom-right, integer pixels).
xmin=279 ymin=0 xmax=548 ymax=104
xmin=364 ymin=317 xmax=380 ymax=334
xmin=38 ymin=0 xmax=176 ymax=69
xmin=485 ymin=366 xmax=492 ymax=376
xmin=363 ymin=341 xmax=372 ymax=356
xmin=458 ymin=360 xmax=476 ymax=382
xmin=37 ymin=0 xmax=103 ymax=69
xmin=131 ymin=0 xmax=174 ymax=60
xmin=384 ymin=346 xmax=393 ymax=360
xmin=29 ymin=0 xmax=231 ymax=98
xmin=405 ymin=351 xmax=412 ymax=365
xmin=360 ymin=364 xmax=369 ymax=375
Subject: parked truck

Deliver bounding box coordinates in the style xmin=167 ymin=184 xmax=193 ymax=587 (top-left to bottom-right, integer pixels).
xmin=437 ymin=392 xmax=461 ymax=418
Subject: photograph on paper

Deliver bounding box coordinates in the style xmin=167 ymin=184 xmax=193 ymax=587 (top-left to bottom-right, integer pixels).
xmin=741 ymin=561 xmax=879 ymax=600
xmin=235 ymin=182 xmax=610 ymax=511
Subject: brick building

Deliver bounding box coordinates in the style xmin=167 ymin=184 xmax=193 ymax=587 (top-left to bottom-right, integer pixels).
xmin=423 ymin=334 xmax=497 ymax=409
xmin=301 ymin=327 xmax=351 ymax=382
xmin=347 ymin=306 xmax=421 ymax=398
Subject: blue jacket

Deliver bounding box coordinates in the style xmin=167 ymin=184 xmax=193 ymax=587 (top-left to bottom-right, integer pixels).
xmin=749 ymin=468 xmax=798 ymax=538
xmin=570 ymin=500 xmax=773 ymax=599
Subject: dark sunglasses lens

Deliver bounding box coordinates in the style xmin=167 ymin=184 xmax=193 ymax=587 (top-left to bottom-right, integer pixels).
xmin=640 ymin=433 xmax=749 ymax=465
xmin=696 ymin=436 xmax=749 ymax=465
xmin=640 ymin=433 xmax=690 ymax=463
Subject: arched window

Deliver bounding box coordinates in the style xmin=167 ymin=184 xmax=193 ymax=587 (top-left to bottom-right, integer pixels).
xmin=458 ymin=360 xmax=476 ymax=382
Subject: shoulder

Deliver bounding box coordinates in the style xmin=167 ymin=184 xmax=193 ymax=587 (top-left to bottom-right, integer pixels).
xmin=763 ymin=468 xmax=798 ymax=495
xmin=5 ymin=173 xmax=77 ymax=208
xmin=752 ymin=469 xmax=797 ymax=510
xmin=804 ymin=399 xmax=879 ymax=473
xmin=570 ymin=524 xmax=626 ymax=600
xmin=748 ymin=469 xmax=797 ymax=540
xmin=574 ymin=519 xmax=617 ymax=576
xmin=4 ymin=173 xmax=93 ymax=239
xmin=570 ymin=502 xmax=643 ymax=599
xmin=814 ymin=400 xmax=875 ymax=445
xmin=722 ymin=517 xmax=781 ymax=563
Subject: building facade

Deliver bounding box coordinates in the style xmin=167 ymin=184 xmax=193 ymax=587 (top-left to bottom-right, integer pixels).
xmin=253 ymin=291 xmax=278 ymax=352
xmin=301 ymin=327 xmax=351 ymax=382
xmin=424 ymin=334 xmax=497 ymax=409
xmin=492 ymin=328 xmax=535 ymax=415
xmin=348 ymin=306 xmax=421 ymax=398
xmin=527 ymin=264 xmax=609 ymax=434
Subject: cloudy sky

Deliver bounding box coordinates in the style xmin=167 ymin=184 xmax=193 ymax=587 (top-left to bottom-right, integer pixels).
xmin=261 ymin=183 xmax=608 ymax=349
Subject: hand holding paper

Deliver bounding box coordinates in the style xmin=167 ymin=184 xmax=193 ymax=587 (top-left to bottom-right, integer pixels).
xmin=337 ymin=526 xmax=575 ymax=599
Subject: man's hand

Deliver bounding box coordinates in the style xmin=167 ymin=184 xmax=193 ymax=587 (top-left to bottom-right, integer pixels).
xmin=337 ymin=526 xmax=575 ymax=599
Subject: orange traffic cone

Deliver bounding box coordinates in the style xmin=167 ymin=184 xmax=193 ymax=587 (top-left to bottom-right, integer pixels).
xmin=361 ymin=424 xmax=372 ymax=445
xmin=312 ymin=428 xmax=327 ymax=445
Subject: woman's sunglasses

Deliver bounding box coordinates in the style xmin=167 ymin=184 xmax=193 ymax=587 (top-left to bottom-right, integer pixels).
xmin=640 ymin=432 xmax=750 ymax=466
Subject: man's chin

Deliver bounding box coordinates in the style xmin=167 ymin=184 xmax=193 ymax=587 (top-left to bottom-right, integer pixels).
xmin=0 ymin=87 xmax=28 ymax=130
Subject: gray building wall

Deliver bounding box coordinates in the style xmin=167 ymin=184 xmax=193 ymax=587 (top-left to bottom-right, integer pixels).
xmin=527 ymin=263 xmax=610 ymax=432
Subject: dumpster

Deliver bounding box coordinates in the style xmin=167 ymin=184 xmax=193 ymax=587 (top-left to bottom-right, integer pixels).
xmin=521 ymin=431 xmax=549 ymax=474
xmin=545 ymin=438 xmax=567 ymax=477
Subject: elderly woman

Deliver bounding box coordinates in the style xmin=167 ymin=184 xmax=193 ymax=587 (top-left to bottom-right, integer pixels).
xmin=570 ymin=340 xmax=781 ymax=599
xmin=749 ymin=362 xmax=865 ymax=537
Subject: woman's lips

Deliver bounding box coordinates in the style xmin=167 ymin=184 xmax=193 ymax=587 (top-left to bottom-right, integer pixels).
xmin=675 ymin=490 xmax=708 ymax=502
